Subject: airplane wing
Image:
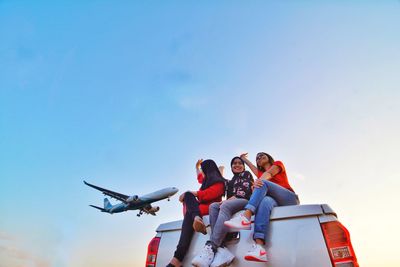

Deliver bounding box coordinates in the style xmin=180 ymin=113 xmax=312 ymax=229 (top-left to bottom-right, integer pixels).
xmin=84 ymin=180 xmax=129 ymax=203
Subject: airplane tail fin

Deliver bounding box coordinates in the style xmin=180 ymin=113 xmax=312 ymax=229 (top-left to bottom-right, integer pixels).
xmin=104 ymin=198 xmax=112 ymax=210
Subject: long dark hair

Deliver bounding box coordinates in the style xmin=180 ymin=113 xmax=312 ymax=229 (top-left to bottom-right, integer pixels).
xmin=200 ymin=159 xmax=226 ymax=190
xmin=256 ymin=152 xmax=275 ymax=172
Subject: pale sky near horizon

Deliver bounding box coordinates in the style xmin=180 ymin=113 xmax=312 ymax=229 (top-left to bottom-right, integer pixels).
xmin=1 ymin=1 xmax=400 ymax=267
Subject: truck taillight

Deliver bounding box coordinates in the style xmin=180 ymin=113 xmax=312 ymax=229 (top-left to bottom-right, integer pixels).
xmin=146 ymin=237 xmax=160 ymax=267
xmin=321 ymin=221 xmax=359 ymax=267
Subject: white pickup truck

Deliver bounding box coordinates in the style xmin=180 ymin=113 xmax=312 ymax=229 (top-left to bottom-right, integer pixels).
xmin=145 ymin=204 xmax=359 ymax=267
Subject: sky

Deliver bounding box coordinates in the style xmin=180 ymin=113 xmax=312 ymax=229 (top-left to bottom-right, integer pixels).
xmin=0 ymin=1 xmax=399 ymax=266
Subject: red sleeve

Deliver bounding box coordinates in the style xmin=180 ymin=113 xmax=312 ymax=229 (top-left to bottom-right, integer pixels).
xmin=273 ymin=161 xmax=285 ymax=174
xmin=197 ymin=172 xmax=204 ymax=184
xmin=258 ymin=161 xmax=285 ymax=177
xmin=197 ymin=182 xmax=224 ymax=203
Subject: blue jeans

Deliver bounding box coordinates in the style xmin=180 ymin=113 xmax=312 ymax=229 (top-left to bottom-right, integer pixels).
xmin=245 ymin=180 xmax=300 ymax=241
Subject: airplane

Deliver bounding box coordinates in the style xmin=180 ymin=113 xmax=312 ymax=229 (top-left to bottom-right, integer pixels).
xmin=84 ymin=180 xmax=179 ymax=217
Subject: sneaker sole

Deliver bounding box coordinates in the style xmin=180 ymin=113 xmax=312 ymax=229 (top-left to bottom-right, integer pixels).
xmin=223 ymin=221 xmax=251 ymax=230
xmin=211 ymin=258 xmax=234 ymax=267
xmin=244 ymin=255 xmax=268 ymax=262
xmin=192 ymin=259 xmax=213 ymax=267
xmin=192 ymin=260 xmax=210 ymax=267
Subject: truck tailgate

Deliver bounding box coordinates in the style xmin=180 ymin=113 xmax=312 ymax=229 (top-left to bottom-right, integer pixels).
xmin=155 ymin=205 xmax=333 ymax=267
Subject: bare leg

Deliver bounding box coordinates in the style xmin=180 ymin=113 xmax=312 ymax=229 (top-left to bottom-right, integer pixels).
xmin=168 ymin=257 xmax=181 ymax=267
xmin=255 ymin=238 xmax=265 ymax=245
xmin=243 ymin=209 xmax=252 ymax=220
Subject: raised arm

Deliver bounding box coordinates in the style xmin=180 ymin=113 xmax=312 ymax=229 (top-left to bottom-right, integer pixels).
xmin=179 ymin=159 xmax=204 ymax=202
xmin=240 ymin=153 xmax=259 ymax=176
xmin=196 ymin=159 xmax=204 ymax=184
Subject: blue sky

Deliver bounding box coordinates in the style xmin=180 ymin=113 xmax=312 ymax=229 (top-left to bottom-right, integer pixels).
xmin=1 ymin=1 xmax=400 ymax=266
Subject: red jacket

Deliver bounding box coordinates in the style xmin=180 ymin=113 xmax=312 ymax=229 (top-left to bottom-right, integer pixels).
xmin=196 ymin=173 xmax=225 ymax=216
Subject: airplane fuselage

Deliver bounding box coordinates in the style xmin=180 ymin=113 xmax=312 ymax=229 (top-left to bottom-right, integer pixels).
xmin=105 ymin=187 xmax=179 ymax=214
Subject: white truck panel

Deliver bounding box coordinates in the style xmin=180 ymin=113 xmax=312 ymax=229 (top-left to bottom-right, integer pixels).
xmin=154 ymin=205 xmax=336 ymax=267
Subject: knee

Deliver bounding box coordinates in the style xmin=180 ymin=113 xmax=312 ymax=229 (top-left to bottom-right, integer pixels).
xmin=210 ymin=202 xmax=220 ymax=209
xmin=209 ymin=202 xmax=220 ymax=212
xmin=254 ymin=180 xmax=268 ymax=191
xmin=184 ymin=191 xmax=195 ymax=200
xmin=219 ymin=202 xmax=233 ymax=215
xmin=184 ymin=191 xmax=194 ymax=197
xmin=219 ymin=202 xmax=229 ymax=211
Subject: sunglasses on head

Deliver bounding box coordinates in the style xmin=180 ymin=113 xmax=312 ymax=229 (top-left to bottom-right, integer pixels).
xmin=256 ymin=154 xmax=266 ymax=160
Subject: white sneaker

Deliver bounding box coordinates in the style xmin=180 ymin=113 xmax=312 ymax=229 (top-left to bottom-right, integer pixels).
xmin=223 ymin=213 xmax=251 ymax=230
xmin=244 ymin=244 xmax=268 ymax=262
xmin=210 ymin=247 xmax=235 ymax=267
xmin=192 ymin=244 xmax=215 ymax=267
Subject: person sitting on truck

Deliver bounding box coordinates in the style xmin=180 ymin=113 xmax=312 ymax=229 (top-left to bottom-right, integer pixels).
xmin=224 ymin=152 xmax=299 ymax=262
xmin=192 ymin=156 xmax=254 ymax=267
xmin=167 ymin=159 xmax=226 ymax=267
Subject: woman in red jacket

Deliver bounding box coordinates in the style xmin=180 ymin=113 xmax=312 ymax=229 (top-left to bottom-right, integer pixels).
xmin=167 ymin=159 xmax=226 ymax=267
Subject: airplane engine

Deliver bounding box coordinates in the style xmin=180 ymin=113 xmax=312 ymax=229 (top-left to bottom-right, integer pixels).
xmin=146 ymin=206 xmax=160 ymax=215
xmin=150 ymin=206 xmax=160 ymax=212
xmin=126 ymin=195 xmax=139 ymax=203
